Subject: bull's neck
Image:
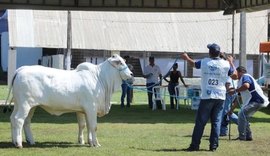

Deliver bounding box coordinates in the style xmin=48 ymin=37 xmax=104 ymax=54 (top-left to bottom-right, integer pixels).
xmin=98 ymin=61 xmax=122 ymax=100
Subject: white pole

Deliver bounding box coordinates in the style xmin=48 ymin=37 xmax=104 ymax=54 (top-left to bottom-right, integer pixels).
xmin=239 ymin=11 xmax=247 ymax=67
xmin=64 ymin=10 xmax=72 ymax=70
xmin=231 ymin=10 xmax=235 ymax=57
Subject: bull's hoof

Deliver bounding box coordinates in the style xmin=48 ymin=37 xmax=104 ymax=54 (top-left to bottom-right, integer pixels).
xmin=14 ymin=143 xmax=23 ymax=149
xmin=78 ymin=140 xmax=85 ymax=145
xmin=95 ymin=143 xmax=101 ymax=147
xmin=88 ymin=141 xmax=101 ymax=147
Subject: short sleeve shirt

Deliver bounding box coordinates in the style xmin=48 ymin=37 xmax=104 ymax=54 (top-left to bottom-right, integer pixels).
xmin=194 ymin=58 xmax=234 ymax=100
xmin=144 ymin=64 xmax=161 ymax=84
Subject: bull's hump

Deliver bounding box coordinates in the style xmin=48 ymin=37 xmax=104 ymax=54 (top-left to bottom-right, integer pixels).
xmin=76 ymin=62 xmax=97 ymax=71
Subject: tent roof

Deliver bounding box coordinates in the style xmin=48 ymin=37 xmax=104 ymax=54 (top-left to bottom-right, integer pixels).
xmin=1 ymin=0 xmax=270 ymax=15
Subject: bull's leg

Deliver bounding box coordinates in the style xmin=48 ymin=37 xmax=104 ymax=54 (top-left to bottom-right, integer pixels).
xmin=24 ymin=107 xmax=36 ymax=145
xmin=10 ymin=102 xmax=18 ymax=145
xmin=13 ymin=104 xmax=31 ymax=148
xmin=76 ymin=112 xmax=86 ymax=145
xmin=85 ymin=112 xmax=100 ymax=147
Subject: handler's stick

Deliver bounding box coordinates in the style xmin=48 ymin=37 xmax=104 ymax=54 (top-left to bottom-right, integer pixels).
xmin=228 ymin=117 xmax=231 ymax=140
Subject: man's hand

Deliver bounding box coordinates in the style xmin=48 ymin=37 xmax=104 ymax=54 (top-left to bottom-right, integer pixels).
xmin=227 ymin=55 xmax=233 ymax=62
xmin=181 ymin=53 xmax=195 ymax=67
xmin=181 ymin=53 xmax=189 ymax=60
xmin=143 ymin=73 xmax=153 ymax=78
xmin=227 ymin=88 xmax=236 ymax=96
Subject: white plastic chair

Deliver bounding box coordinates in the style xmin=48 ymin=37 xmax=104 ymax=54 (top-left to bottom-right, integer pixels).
xmin=175 ymin=85 xmax=191 ymax=110
xmin=152 ymin=86 xmax=167 ymax=110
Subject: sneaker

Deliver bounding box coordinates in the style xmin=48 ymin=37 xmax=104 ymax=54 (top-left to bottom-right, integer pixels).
xmin=185 ymin=146 xmax=199 ymax=152
xmin=219 ymin=134 xmax=227 ymax=137
xmin=246 ymin=133 xmax=253 ymax=141
xmin=233 ymin=137 xmax=246 ymax=141
xmin=209 ymin=144 xmax=218 ymax=152
xmin=209 ymin=147 xmax=217 ymax=152
xmin=246 ymin=137 xmax=253 ymax=141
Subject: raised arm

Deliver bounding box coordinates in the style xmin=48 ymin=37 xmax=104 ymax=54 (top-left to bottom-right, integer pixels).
xmin=227 ymin=55 xmax=238 ymax=79
xmin=181 ymin=53 xmax=195 ymax=67
xmin=227 ymin=55 xmax=236 ymax=70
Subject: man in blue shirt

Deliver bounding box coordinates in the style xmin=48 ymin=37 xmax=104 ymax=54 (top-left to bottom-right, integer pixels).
xmin=181 ymin=43 xmax=236 ymax=152
xmin=229 ymin=66 xmax=269 ymax=141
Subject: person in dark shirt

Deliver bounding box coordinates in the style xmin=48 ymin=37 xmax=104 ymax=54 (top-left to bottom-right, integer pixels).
xmin=164 ymin=63 xmax=187 ymax=109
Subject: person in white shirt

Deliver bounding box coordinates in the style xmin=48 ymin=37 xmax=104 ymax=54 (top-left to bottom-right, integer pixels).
xmin=143 ymin=56 xmax=162 ymax=109
xmin=181 ymin=43 xmax=236 ymax=152
xmin=229 ymin=66 xmax=269 ymax=141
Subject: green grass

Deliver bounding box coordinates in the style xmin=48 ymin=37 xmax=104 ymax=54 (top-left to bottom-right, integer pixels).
xmin=0 ymin=85 xmax=9 ymax=100
xmin=1 ymin=85 xmax=270 ymax=156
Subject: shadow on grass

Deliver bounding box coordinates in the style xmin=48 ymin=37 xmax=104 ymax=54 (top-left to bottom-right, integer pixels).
xmin=1 ymin=104 xmax=270 ymax=124
xmin=0 ymin=105 xmax=197 ymax=124
xmin=131 ymin=146 xmax=209 ymax=152
xmin=0 ymin=142 xmax=14 ymax=149
xmin=0 ymin=141 xmax=86 ymax=149
xmin=258 ymin=106 xmax=270 ymax=115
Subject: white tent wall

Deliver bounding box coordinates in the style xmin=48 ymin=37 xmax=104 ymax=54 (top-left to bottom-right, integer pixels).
xmin=8 ymin=10 xmax=67 ymax=48
xmin=7 ymin=10 xmax=268 ymax=54
xmin=4 ymin=9 xmax=269 ymax=82
xmin=71 ymin=10 xmax=268 ymax=54
xmin=1 ymin=32 xmax=42 ymax=72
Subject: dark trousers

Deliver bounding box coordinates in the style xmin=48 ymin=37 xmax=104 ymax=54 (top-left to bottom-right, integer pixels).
xmin=147 ymin=83 xmax=162 ymax=109
xmin=168 ymin=83 xmax=178 ymax=109
xmin=121 ymin=83 xmax=131 ymax=107
xmin=190 ymin=99 xmax=224 ymax=149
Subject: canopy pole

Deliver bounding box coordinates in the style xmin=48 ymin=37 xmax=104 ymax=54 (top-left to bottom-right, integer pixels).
xmin=239 ymin=11 xmax=247 ymax=67
xmin=64 ymin=10 xmax=72 ymax=70
xmin=231 ymin=10 xmax=236 ymax=57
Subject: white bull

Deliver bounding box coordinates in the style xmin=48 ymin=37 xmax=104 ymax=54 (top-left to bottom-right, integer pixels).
xmin=8 ymin=54 xmax=133 ymax=148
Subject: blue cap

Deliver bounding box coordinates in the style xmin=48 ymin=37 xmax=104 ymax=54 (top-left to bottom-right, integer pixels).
xmin=207 ymin=43 xmax=220 ymax=53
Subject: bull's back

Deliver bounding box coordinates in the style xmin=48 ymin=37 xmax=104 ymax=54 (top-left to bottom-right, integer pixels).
xmin=13 ymin=66 xmax=82 ymax=106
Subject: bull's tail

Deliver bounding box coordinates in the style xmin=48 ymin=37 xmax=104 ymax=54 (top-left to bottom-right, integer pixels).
xmin=3 ymin=71 xmax=18 ymax=113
